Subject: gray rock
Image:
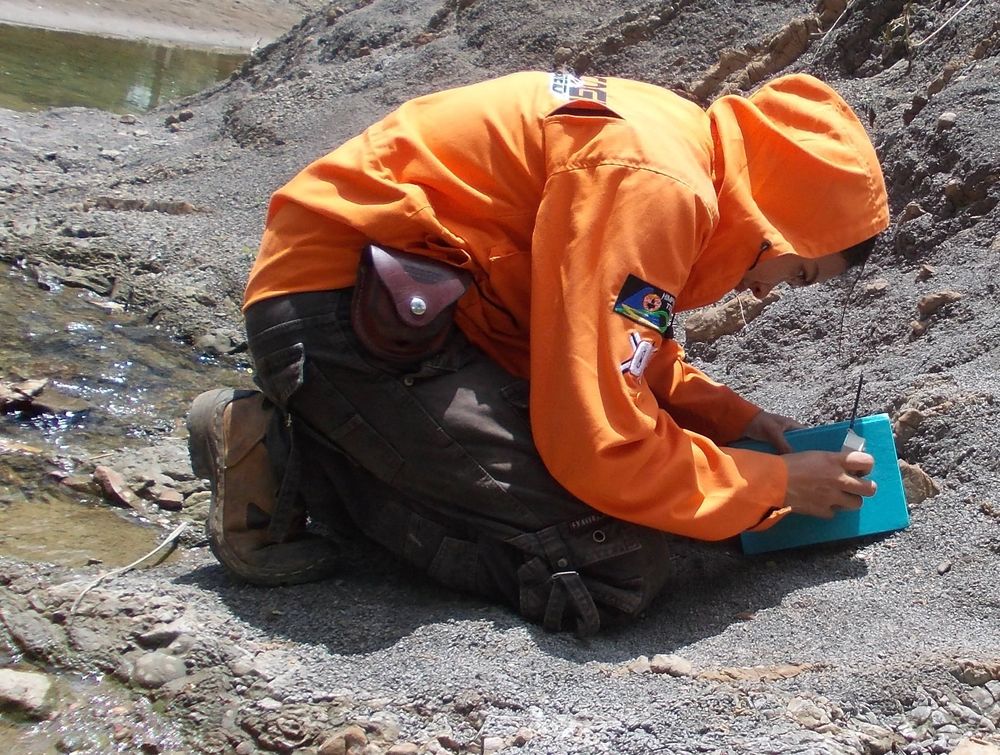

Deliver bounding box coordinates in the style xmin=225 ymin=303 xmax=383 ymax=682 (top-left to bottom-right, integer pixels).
xmin=365 ymin=711 xmax=401 ymax=742
xmin=962 ymin=687 xmax=996 ymax=714
xmin=929 ymin=707 xmax=953 ymax=727
xmin=909 ymin=705 xmax=932 ymax=725
xmin=3 ymin=609 xmax=68 ymax=664
xmin=937 ymin=111 xmax=958 ymax=131
xmin=131 ymin=651 xmax=187 ymax=689
xmin=67 ymin=626 xmax=109 ymax=653
xmin=138 ymin=618 xmax=195 ymax=649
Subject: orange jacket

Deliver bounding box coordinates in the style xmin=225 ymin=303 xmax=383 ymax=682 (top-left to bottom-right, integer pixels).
xmin=245 ymin=71 xmax=889 ymax=540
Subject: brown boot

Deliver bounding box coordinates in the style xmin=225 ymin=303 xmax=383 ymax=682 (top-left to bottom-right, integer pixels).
xmin=187 ymin=388 xmax=337 ymax=585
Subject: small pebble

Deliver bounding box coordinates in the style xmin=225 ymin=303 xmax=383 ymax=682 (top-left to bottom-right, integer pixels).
xmin=937 ymin=111 xmax=958 ymax=131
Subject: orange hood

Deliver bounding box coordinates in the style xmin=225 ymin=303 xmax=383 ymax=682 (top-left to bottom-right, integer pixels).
xmin=678 ymin=74 xmax=890 ymax=310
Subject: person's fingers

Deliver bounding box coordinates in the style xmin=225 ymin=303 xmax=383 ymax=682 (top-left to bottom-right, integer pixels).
xmin=841 ymin=475 xmax=877 ymax=498
xmin=843 ymin=450 xmax=875 ymax=475
xmin=770 ymin=430 xmax=793 ymax=454
xmin=836 ymin=491 xmax=866 ymax=510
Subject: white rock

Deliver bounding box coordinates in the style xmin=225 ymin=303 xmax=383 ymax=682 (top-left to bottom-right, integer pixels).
xmin=650 ymin=654 xmax=694 ymax=677
xmin=0 ymin=668 xmax=56 ymax=718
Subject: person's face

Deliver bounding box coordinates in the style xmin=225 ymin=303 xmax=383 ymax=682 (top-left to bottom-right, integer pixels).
xmin=737 ymin=253 xmax=848 ymax=299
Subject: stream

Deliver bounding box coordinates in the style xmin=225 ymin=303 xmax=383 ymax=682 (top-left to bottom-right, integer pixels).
xmin=0 ymin=22 xmax=245 ymax=113
xmin=0 ymin=266 xmax=243 ymax=565
xmin=0 ymin=13 xmax=258 ymax=755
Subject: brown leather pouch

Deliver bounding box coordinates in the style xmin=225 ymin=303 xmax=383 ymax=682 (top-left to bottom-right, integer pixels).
xmin=350 ymin=244 xmax=472 ymax=365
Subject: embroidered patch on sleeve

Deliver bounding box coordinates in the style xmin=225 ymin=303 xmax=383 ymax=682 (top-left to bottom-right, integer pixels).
xmin=613 ymin=274 xmax=676 ymax=335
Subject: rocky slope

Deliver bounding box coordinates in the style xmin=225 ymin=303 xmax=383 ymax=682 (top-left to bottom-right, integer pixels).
xmin=1 ymin=1 xmax=999 ymax=753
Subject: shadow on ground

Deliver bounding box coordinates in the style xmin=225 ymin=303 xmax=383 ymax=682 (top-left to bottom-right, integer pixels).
xmin=177 ymin=534 xmax=869 ymax=664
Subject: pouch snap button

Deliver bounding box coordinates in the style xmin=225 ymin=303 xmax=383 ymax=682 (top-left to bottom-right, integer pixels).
xmin=556 ymin=558 xmax=568 ymax=569
xmin=409 ymin=296 xmax=427 ymax=316
xmin=592 ymin=530 xmax=606 ymax=543
xmin=402 ymin=376 xmax=415 ymax=387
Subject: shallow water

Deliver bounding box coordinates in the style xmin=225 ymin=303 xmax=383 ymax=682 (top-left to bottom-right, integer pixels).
xmin=0 ymin=661 xmax=187 ymax=753
xmin=0 ymin=22 xmax=244 ymax=112
xmin=0 ymin=268 xmax=244 ymax=565
xmin=0 ymin=267 xmax=242 ymax=458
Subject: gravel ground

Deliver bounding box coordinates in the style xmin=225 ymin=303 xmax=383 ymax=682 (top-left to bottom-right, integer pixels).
xmin=1 ymin=1 xmax=999 ymax=753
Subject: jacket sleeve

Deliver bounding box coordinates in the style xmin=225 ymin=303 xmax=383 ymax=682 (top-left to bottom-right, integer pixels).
xmin=644 ymin=340 xmax=761 ymax=445
xmin=528 ymin=162 xmax=788 ymax=540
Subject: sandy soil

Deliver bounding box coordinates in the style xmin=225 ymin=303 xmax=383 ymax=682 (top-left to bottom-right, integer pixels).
xmin=0 ymin=0 xmax=327 ymax=50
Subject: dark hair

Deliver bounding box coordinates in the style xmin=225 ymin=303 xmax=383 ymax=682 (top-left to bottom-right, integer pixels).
xmin=835 ymin=234 xmax=879 ymax=357
xmin=840 ymin=235 xmax=878 ymax=269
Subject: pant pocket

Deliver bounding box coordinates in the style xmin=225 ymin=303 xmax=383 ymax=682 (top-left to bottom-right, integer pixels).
xmin=326 ymin=412 xmax=405 ymax=486
xmin=427 ymin=536 xmax=482 ymax=593
xmin=253 ymin=342 xmax=306 ymax=410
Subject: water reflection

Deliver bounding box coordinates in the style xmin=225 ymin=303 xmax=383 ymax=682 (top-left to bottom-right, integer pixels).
xmin=0 ymin=22 xmax=245 ymax=112
xmin=0 ymin=267 xmax=248 ymax=458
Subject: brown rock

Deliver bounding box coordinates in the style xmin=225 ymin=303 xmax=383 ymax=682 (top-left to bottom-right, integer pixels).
xmin=910 ymin=320 xmax=928 ymax=339
xmin=319 ymin=725 xmax=368 ymax=755
xmin=944 ymin=177 xmax=967 ymax=203
xmin=952 ymin=739 xmax=1000 ymax=755
xmin=93 ymin=466 xmax=146 ymax=512
xmin=917 ymin=290 xmax=962 ymax=317
xmin=57 ymin=474 xmax=100 ymax=495
xmin=684 ymin=291 xmax=779 ymax=344
xmin=893 ymin=408 xmax=925 ymax=445
xmin=952 ymin=659 xmax=1000 ymax=686
xmin=900 ymin=202 xmax=926 ymax=223
xmin=512 ymin=728 xmax=536 ymax=746
xmin=141 ymin=484 xmax=184 ymax=512
xmin=926 ymin=62 xmax=958 ymax=95
xmin=898 ymin=460 xmax=940 ymax=505
xmin=862 ymin=278 xmax=889 ymax=296
xmin=698 ymin=663 xmax=820 ymax=683
xmin=436 ymin=732 xmax=463 ymax=751
xmin=915 ymin=263 xmax=935 ymax=281
xmin=386 ymin=744 xmax=420 ymax=755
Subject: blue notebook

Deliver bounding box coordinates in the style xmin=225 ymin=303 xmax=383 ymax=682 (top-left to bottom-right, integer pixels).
xmin=735 ymin=413 xmax=909 ymax=555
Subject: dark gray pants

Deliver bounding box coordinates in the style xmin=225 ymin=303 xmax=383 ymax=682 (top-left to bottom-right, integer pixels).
xmin=245 ymin=289 xmax=674 ymax=634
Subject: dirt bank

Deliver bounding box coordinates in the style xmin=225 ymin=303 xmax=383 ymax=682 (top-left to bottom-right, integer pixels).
xmin=0 ymin=0 xmax=326 ymax=50
xmin=1 ymin=0 xmax=999 ymax=753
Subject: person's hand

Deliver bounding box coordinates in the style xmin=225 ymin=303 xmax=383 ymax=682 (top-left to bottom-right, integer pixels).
xmin=783 ymin=450 xmax=877 ymax=518
xmin=743 ymin=410 xmax=805 ymax=454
